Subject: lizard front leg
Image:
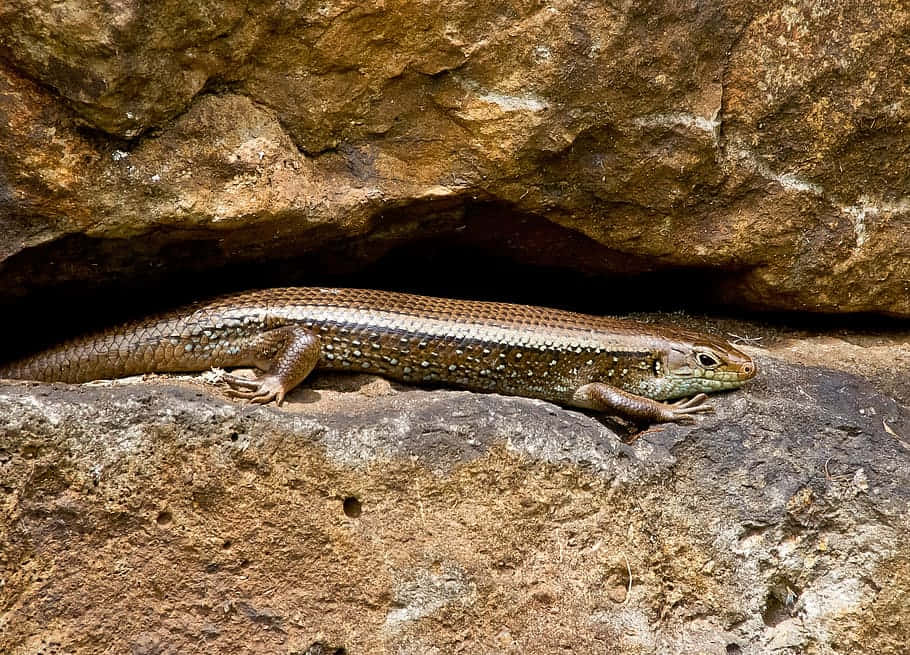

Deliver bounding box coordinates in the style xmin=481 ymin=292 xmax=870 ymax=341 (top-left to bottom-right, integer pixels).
xmin=222 ymin=326 xmax=320 ymax=406
xmin=573 ymin=382 xmax=713 ymax=424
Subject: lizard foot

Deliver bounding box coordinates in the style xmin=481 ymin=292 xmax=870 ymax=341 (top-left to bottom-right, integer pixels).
xmin=222 ymin=372 xmax=288 ymax=406
xmin=663 ymin=393 xmax=714 ymax=424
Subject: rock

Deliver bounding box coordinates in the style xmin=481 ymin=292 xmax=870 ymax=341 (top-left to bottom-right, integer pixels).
xmin=0 ymin=1 xmax=908 ymax=314
xmin=1 ymin=352 xmax=908 ymax=653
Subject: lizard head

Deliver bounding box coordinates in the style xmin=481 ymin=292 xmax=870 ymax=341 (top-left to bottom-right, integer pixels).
xmin=658 ymin=333 xmax=757 ymax=400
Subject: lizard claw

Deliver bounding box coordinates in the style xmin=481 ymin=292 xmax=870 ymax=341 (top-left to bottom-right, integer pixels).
xmin=221 ymin=372 xmax=260 ymax=390
xmin=671 ymin=393 xmax=709 ymax=409
xmin=665 ymin=393 xmax=714 ymax=423
xmin=222 ymin=373 xmax=287 ymax=406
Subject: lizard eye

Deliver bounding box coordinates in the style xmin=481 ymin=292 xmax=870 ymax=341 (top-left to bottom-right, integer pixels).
xmin=696 ymin=352 xmax=720 ymax=368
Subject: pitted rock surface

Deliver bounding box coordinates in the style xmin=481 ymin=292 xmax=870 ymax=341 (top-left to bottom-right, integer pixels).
xmin=2 ymin=352 xmax=909 ymax=654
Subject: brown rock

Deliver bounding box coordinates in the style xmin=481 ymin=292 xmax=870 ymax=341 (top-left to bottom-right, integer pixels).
xmin=0 ymin=0 xmax=907 ymax=314
xmin=1 ymin=348 xmax=909 ymax=653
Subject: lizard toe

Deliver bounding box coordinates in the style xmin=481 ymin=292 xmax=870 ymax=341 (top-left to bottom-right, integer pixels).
xmin=223 ymin=374 xmax=286 ymax=406
xmin=222 ymin=373 xmax=261 ymax=391
xmin=671 ymin=393 xmax=709 ymax=409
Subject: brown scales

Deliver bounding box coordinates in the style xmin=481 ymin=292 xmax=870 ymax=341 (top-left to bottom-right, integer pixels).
xmin=0 ymin=287 xmax=757 ymax=424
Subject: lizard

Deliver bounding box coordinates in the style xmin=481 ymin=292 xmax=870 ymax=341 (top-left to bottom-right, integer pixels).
xmin=0 ymin=287 xmax=757 ymax=423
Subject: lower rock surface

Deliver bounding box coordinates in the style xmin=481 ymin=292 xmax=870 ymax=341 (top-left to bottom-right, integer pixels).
xmin=1 ymin=352 xmax=908 ymax=654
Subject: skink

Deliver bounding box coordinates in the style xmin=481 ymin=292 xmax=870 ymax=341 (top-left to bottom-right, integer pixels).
xmin=0 ymin=287 xmax=756 ymax=423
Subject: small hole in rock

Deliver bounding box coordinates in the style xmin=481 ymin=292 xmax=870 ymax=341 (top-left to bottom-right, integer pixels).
xmin=156 ymin=510 xmax=173 ymax=527
xmin=726 ymin=645 xmax=742 ymax=655
xmin=222 ymin=540 xmax=232 ymax=549
xmin=343 ymin=496 xmax=362 ymax=518
xmin=762 ymin=585 xmax=797 ymax=626
xmin=305 ymin=643 xmax=347 ymax=655
xmin=228 ymin=432 xmax=239 ymax=442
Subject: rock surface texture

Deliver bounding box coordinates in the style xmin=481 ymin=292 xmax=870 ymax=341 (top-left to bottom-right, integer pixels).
xmin=1 ymin=1 xmax=909 ymax=652
xmin=0 ymin=0 xmax=908 ymax=314
xmin=2 ymin=344 xmax=910 ymax=654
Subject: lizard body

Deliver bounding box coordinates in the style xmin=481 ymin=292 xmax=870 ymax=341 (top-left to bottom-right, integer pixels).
xmin=0 ymin=287 xmax=756 ymax=423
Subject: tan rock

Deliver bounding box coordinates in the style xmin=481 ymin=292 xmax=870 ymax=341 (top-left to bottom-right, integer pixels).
xmin=1 ymin=350 xmax=909 ymax=653
xmin=1 ymin=0 xmax=908 ymax=313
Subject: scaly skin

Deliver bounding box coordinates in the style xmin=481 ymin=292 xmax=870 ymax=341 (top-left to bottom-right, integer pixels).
xmin=0 ymin=287 xmax=757 ymax=423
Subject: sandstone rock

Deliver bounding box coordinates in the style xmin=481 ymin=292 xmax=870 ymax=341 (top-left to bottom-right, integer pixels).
xmin=1 ymin=351 xmax=909 ymax=653
xmin=2 ymin=3 xmax=908 ymax=652
xmin=0 ymin=0 xmax=908 ymax=314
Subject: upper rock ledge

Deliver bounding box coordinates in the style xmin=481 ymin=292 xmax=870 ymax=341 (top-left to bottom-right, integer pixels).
xmin=1 ymin=0 xmax=908 ymax=314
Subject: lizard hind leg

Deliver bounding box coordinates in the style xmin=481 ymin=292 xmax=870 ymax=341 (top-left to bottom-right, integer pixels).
xmin=222 ymin=326 xmax=321 ymax=406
